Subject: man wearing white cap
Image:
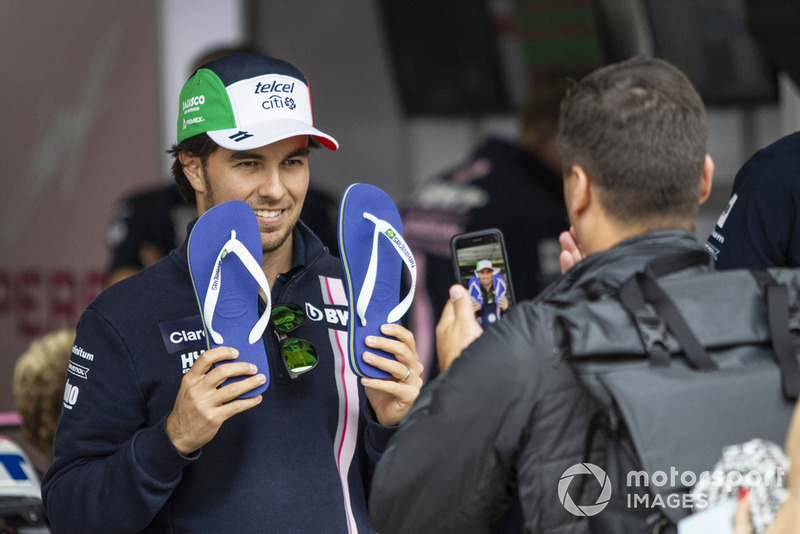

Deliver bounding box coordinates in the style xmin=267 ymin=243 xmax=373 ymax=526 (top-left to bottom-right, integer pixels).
xmin=42 ymin=53 xmax=422 ymax=533
xmin=468 ymin=259 xmax=509 ymax=326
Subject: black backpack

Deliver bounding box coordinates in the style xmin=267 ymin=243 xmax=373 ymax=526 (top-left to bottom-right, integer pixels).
xmin=555 ymin=250 xmax=800 ymax=534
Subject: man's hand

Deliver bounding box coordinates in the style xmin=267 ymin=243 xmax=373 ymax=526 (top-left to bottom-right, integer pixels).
xmin=498 ymin=295 xmax=509 ymax=311
xmin=436 ymin=284 xmax=484 ymax=373
xmin=360 ymin=324 xmax=423 ymax=427
xmin=559 ymin=226 xmax=584 ymax=273
xmin=166 ymin=347 xmax=266 ymax=455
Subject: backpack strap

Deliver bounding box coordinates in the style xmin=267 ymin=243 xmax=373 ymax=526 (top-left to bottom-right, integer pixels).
xmin=618 ymin=250 xmax=718 ymax=371
xmin=618 ymin=278 xmax=671 ymax=367
xmin=750 ymin=270 xmax=800 ymax=400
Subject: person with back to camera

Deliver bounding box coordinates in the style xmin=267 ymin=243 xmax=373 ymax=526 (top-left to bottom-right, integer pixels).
xmin=41 ymin=53 xmax=423 ymax=533
xmin=369 ymin=55 xmax=716 ymax=533
xmin=467 ymin=259 xmax=508 ymax=326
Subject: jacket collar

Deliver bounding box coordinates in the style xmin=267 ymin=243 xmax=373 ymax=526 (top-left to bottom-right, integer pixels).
xmin=536 ymin=230 xmax=709 ymax=304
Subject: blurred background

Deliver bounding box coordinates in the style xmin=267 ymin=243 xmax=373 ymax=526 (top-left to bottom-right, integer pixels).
xmin=1 ymin=0 xmax=799 ymax=466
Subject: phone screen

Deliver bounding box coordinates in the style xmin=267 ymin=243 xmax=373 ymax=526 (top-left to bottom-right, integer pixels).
xmin=450 ymin=229 xmax=515 ymax=327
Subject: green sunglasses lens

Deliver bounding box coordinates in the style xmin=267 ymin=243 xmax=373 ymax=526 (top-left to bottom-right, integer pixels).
xmin=272 ymin=304 xmax=306 ymax=332
xmin=281 ymin=338 xmax=318 ymax=373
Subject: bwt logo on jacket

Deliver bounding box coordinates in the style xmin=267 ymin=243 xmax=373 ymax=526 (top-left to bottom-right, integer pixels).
xmin=305 ymin=303 xmax=348 ymax=326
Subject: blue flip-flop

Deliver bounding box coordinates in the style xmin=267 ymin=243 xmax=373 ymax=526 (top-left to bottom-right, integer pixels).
xmin=188 ymin=200 xmax=271 ymax=397
xmin=338 ymin=183 xmax=417 ymax=378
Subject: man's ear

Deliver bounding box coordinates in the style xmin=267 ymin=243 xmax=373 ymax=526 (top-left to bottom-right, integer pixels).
xmin=698 ymin=154 xmax=714 ymax=206
xmin=179 ymin=151 xmax=205 ymax=193
xmin=564 ymin=164 xmax=592 ymax=219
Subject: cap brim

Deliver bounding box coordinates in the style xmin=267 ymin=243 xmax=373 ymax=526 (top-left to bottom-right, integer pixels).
xmin=207 ymin=118 xmax=338 ymax=151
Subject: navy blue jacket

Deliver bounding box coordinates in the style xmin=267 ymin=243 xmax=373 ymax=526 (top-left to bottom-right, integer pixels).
xmin=705 ymin=131 xmax=800 ymax=269
xmin=42 ymin=222 xmax=394 ymax=533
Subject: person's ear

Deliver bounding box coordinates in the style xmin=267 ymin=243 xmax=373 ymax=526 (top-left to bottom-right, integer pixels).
xmin=698 ymin=154 xmax=714 ymax=206
xmin=179 ymin=152 xmax=206 ymax=194
xmin=564 ymin=164 xmax=592 ymax=219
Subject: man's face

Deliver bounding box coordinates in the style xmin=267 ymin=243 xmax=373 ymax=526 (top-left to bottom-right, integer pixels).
xmin=477 ymin=268 xmax=494 ymax=289
xmin=191 ymin=136 xmax=310 ymax=255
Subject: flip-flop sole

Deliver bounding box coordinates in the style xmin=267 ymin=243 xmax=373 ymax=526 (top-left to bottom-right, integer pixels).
xmin=188 ymin=200 xmax=269 ymax=397
xmin=338 ymin=184 xmax=405 ymax=378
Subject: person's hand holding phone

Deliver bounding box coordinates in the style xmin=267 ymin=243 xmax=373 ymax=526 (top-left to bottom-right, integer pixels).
xmin=436 ymin=284 xmax=484 ymax=372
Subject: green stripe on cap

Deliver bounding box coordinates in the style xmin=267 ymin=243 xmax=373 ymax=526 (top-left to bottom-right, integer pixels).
xmin=177 ymin=69 xmax=236 ymax=143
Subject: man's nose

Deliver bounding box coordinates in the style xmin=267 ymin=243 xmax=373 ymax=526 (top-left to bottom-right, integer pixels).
xmin=255 ymin=168 xmax=284 ymax=197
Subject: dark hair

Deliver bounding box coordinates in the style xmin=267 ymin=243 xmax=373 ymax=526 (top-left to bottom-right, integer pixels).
xmin=168 ymin=134 xmax=218 ymax=204
xmin=519 ymin=73 xmax=580 ymax=143
xmin=558 ymin=56 xmax=707 ymax=224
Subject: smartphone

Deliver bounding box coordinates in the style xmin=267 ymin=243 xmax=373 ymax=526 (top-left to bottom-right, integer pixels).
xmin=450 ymin=229 xmax=515 ymax=327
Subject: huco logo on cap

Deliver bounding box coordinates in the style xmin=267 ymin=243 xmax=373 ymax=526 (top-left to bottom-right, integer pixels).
xmin=176 ymin=53 xmax=338 ymax=152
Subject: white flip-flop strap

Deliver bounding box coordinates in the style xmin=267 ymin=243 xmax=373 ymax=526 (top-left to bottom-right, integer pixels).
xmin=204 ymin=230 xmax=272 ymax=345
xmin=356 ymin=212 xmax=417 ymax=327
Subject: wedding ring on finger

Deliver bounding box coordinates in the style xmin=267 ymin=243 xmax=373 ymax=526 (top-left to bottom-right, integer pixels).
xmin=401 ymin=367 xmax=411 ymax=381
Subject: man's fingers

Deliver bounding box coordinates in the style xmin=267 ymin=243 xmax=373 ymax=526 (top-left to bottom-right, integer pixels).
xmin=559 ymin=250 xmax=575 ymax=274
xmin=379 ymin=323 xmax=416 ymax=352
xmin=187 ymin=346 xmax=240 ymax=376
xmin=558 ymin=228 xmax=583 ymax=273
xmin=205 ymin=361 xmax=262 ymax=389
xmin=216 ymin=373 xmax=268 ymax=404
xmin=218 ymin=394 xmax=264 ymax=421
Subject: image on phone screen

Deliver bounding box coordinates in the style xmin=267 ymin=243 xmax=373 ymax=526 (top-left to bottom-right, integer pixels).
xmin=450 ymin=229 xmax=515 ymax=327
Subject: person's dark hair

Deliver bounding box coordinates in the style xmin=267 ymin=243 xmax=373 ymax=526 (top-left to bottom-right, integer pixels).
xmin=168 ymin=134 xmax=218 ymax=204
xmin=519 ymin=73 xmax=579 ymax=143
xmin=558 ymin=56 xmax=707 ymax=224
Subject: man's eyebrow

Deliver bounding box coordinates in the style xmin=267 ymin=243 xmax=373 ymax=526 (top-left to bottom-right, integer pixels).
xmin=285 ymin=147 xmax=310 ymax=159
xmin=228 ymin=151 xmax=265 ymax=162
xmin=227 ymin=147 xmax=310 ymax=162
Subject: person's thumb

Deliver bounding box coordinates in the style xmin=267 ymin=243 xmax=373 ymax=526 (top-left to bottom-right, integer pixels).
xmin=449 ymin=284 xmax=474 ymax=318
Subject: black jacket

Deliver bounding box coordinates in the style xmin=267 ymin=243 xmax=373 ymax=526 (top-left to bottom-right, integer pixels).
xmin=369 ymin=230 xmax=709 ymax=534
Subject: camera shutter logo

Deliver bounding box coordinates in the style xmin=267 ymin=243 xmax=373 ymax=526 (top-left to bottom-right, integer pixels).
xmin=558 ymin=463 xmax=612 ymax=517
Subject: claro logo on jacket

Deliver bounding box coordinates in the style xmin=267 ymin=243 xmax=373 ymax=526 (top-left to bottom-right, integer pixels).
xmin=159 ymin=315 xmax=207 ymax=374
